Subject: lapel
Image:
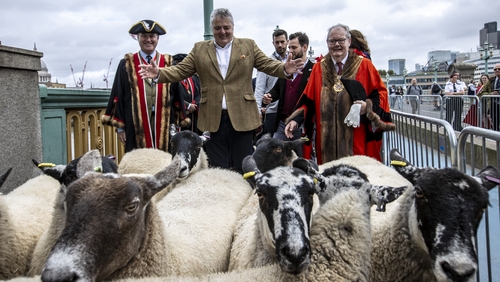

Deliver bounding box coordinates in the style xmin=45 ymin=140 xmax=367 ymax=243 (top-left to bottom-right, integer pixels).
xmin=206 ymin=40 xmax=223 ymax=78
xmin=226 ymin=38 xmax=241 ymax=79
xmin=300 ymin=60 xmax=314 ymax=88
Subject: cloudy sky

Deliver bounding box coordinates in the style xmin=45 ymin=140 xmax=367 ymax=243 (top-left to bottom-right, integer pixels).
xmin=1 ymin=0 xmax=499 ymax=89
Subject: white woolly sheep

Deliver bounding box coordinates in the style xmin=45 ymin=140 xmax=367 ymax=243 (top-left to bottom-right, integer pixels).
xmin=28 ymin=150 xmax=118 ymax=276
xmin=39 ymin=158 xmax=254 ymax=281
xmin=110 ymin=185 xmax=373 ymax=282
xmin=0 ymin=173 xmax=60 ymax=279
xmin=118 ymin=128 xmax=209 ymax=178
xmin=369 ymin=149 xmax=500 ymax=282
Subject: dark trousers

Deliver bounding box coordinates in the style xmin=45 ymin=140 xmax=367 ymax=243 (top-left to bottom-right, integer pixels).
xmin=490 ymin=100 xmax=500 ymax=131
xmin=262 ymin=112 xmax=278 ymax=136
xmin=204 ymin=111 xmax=254 ymax=174
xmin=445 ymin=97 xmax=464 ymax=131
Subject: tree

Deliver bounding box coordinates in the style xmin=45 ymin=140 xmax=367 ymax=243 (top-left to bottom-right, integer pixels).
xmin=378 ymin=69 xmax=387 ymax=76
xmin=387 ymin=70 xmax=395 ymax=76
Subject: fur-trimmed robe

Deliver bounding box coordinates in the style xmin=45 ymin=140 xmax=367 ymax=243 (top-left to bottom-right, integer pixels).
xmin=101 ymin=52 xmax=177 ymax=152
xmin=287 ymin=51 xmax=394 ymax=164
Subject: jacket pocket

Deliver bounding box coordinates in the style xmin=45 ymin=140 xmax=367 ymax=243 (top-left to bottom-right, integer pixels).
xmin=244 ymin=94 xmax=256 ymax=101
xmin=200 ymin=97 xmax=207 ymax=104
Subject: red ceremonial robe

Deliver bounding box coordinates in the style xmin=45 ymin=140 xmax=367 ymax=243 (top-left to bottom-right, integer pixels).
xmin=288 ymin=52 xmax=394 ymax=164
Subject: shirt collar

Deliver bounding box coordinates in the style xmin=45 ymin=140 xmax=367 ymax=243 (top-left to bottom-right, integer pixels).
xmin=139 ymin=50 xmax=157 ymax=61
xmin=214 ymin=39 xmax=233 ymax=50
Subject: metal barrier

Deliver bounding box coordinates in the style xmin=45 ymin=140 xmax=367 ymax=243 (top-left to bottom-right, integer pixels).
xmin=383 ymin=111 xmax=499 ymax=282
xmin=382 ymin=110 xmax=457 ymax=168
xmin=457 ymin=126 xmax=500 ymax=282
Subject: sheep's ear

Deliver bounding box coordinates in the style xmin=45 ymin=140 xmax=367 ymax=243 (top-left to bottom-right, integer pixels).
xmin=242 ymin=155 xmax=260 ymax=188
xmin=473 ymin=165 xmax=500 ymax=191
xmin=141 ymin=155 xmax=182 ymax=201
xmin=32 ymin=159 xmax=66 ymax=182
xmin=389 ymin=148 xmax=429 ymax=185
xmin=293 ymin=158 xmax=323 ymax=193
xmin=0 ymin=167 xmax=12 ymax=188
xmin=370 ymin=185 xmax=408 ymax=212
xmin=283 ymin=138 xmax=305 ymax=152
xmin=200 ymin=131 xmax=211 ymax=145
xmin=76 ymin=150 xmax=105 ymax=176
xmin=169 ymin=124 xmax=178 ymax=137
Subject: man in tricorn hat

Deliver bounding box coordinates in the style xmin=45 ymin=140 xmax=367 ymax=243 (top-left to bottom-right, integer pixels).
xmin=102 ymin=20 xmax=176 ymax=152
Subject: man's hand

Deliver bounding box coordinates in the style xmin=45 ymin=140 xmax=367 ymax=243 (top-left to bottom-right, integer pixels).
xmin=188 ymin=103 xmax=198 ymax=113
xmin=138 ymin=60 xmax=159 ymax=79
xmin=353 ymin=100 xmax=367 ymax=115
xmin=262 ymin=93 xmax=272 ymax=105
xmin=284 ymin=54 xmax=304 ymax=75
xmin=118 ymin=131 xmax=126 ymax=144
xmin=284 ymin=120 xmax=298 ymax=139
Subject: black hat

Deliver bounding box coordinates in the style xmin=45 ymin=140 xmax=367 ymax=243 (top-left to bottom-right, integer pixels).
xmin=340 ymin=77 xmax=366 ymax=101
xmin=172 ymin=53 xmax=188 ymax=62
xmin=129 ymin=20 xmax=166 ymax=35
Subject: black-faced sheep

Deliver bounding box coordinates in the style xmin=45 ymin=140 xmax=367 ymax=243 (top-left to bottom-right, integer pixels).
xmin=0 ymin=168 xmax=12 ymax=188
xmin=252 ymin=133 xmax=305 ymax=173
xmin=369 ymin=148 xmax=500 ymax=282
xmin=228 ymin=156 xmax=318 ymax=274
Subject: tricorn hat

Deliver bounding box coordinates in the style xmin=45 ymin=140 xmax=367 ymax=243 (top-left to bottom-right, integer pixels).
xmin=340 ymin=77 xmax=366 ymax=101
xmin=172 ymin=53 xmax=188 ymax=62
xmin=129 ymin=20 xmax=166 ymax=35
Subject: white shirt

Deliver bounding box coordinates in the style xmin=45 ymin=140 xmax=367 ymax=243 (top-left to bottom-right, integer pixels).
xmin=332 ymin=54 xmax=348 ymax=75
xmin=214 ymin=40 xmax=233 ymax=109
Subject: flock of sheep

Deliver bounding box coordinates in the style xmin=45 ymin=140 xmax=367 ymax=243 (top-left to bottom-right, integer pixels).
xmin=1 ymin=130 xmax=499 ymax=282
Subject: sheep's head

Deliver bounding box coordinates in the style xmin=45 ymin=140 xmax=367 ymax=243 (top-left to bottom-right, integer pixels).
xmin=390 ymin=148 xmax=500 ymax=282
xmin=252 ymin=134 xmax=305 ymax=173
xmin=169 ymin=125 xmax=210 ymax=179
xmin=41 ymin=156 xmax=182 ymax=282
xmin=243 ymin=155 xmax=316 ymax=274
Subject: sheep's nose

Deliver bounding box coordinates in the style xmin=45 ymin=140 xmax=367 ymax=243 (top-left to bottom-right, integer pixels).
xmin=42 ymin=266 xmax=78 ymax=282
xmin=440 ymin=261 xmax=475 ymax=281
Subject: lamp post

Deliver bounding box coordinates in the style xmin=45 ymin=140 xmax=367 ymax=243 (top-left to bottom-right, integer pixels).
xmin=385 ymin=73 xmax=390 ymax=88
xmin=308 ymin=46 xmax=314 ymax=60
xmin=431 ymin=58 xmax=439 ymax=83
xmin=477 ymin=41 xmax=495 ymax=74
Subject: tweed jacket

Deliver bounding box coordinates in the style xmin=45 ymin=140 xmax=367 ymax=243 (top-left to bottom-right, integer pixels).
xmin=158 ymin=37 xmax=289 ymax=132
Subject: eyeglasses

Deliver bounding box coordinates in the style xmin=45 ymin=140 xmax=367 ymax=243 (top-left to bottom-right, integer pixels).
xmin=494 ymin=68 xmax=500 ymax=71
xmin=327 ymin=38 xmax=347 ymax=45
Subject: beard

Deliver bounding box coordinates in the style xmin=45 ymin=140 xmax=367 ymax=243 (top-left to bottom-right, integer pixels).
xmin=293 ymin=49 xmax=304 ymax=60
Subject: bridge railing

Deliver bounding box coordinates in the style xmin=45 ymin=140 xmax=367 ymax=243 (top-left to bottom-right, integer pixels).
xmin=39 ymin=85 xmax=124 ymax=164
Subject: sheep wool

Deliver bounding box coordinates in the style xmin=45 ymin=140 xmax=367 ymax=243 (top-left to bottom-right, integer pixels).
xmin=0 ymin=175 xmax=60 ymax=279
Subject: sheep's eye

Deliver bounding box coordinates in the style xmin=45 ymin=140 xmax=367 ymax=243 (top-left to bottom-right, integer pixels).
xmin=415 ymin=187 xmax=424 ymax=198
xmin=256 ymin=192 xmax=263 ymax=199
xmin=126 ymin=203 xmax=138 ymax=212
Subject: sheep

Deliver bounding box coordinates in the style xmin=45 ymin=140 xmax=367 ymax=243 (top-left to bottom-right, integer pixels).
xmin=110 ymin=182 xmax=373 ymax=282
xmin=369 ymin=148 xmax=500 ymax=282
xmin=0 ymin=173 xmax=60 ymax=279
xmin=118 ymin=126 xmax=209 ymax=178
xmin=28 ymin=150 xmax=118 ymax=276
xmin=228 ymin=155 xmax=318 ymax=274
xmin=252 ymin=133 xmax=305 ymax=173
xmin=40 ymin=156 xmax=182 ymax=282
xmin=39 ymin=155 xmax=254 ymax=281
xmin=169 ymin=124 xmax=210 ymax=179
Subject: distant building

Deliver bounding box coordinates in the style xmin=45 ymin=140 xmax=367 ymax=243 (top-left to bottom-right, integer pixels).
xmin=388 ymin=59 xmax=405 ymax=75
xmin=428 ymin=50 xmax=452 ymax=62
xmin=38 ymin=59 xmax=66 ymax=88
xmin=480 ymin=22 xmax=500 ymax=49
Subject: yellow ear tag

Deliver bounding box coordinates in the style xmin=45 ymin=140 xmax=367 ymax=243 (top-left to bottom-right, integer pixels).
xmin=38 ymin=163 xmax=56 ymax=168
xmin=313 ymin=178 xmax=318 ymax=184
xmin=94 ymin=166 xmax=103 ymax=173
xmin=243 ymin=171 xmax=256 ymax=179
xmin=300 ymin=136 xmax=310 ymax=142
xmin=390 ymin=160 xmax=407 ymax=167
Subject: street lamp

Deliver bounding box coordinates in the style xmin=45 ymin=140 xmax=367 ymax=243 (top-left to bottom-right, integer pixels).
xmin=477 ymin=41 xmax=495 ymax=74
xmin=431 ymin=57 xmax=439 ymax=83
xmin=308 ymin=46 xmax=314 ymax=60
xmin=402 ymin=68 xmax=408 ymax=90
xmin=385 ymin=73 xmax=390 ymax=87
